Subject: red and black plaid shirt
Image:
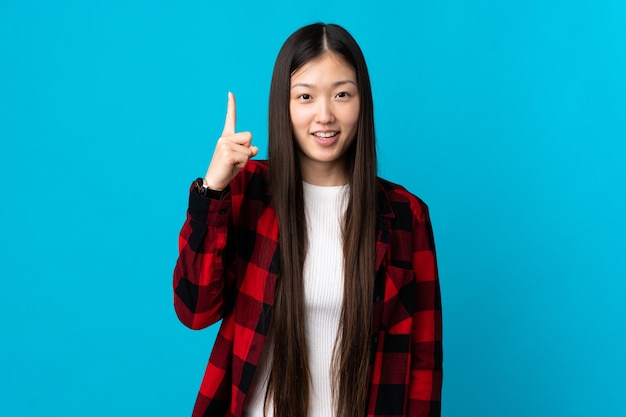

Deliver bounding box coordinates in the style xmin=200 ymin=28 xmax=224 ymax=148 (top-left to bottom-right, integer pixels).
xmin=174 ymin=160 xmax=442 ymax=417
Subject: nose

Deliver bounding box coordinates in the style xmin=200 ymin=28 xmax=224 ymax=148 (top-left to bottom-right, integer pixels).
xmin=315 ymin=99 xmax=335 ymax=124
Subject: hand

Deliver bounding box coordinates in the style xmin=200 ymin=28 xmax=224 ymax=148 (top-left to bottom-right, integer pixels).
xmin=204 ymin=92 xmax=258 ymax=190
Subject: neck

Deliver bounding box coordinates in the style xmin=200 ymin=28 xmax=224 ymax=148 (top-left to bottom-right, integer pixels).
xmin=299 ymin=159 xmax=348 ymax=186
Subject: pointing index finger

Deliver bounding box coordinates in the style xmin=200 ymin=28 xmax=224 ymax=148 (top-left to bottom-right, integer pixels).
xmin=222 ymin=91 xmax=236 ymax=136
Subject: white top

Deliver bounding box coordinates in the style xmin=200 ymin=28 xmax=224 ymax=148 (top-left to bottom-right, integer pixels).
xmin=244 ymin=182 xmax=349 ymax=417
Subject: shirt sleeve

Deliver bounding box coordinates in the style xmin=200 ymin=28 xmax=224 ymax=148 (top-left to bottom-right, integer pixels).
xmin=173 ymin=183 xmax=235 ymax=330
xmin=407 ymin=202 xmax=443 ymax=417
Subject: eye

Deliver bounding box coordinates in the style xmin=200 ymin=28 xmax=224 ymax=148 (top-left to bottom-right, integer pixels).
xmin=336 ymin=91 xmax=351 ymax=99
xmin=298 ymin=93 xmax=312 ymax=100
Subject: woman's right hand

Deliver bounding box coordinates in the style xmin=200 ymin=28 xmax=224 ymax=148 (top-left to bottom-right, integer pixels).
xmin=204 ymin=92 xmax=258 ymax=191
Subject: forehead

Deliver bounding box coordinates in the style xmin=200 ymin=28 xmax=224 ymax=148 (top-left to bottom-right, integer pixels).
xmin=290 ymin=52 xmax=356 ymax=84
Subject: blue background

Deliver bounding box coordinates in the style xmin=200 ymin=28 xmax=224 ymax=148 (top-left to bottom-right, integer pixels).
xmin=1 ymin=1 xmax=624 ymax=416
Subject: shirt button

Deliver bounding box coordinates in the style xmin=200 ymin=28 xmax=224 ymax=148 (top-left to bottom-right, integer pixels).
xmin=372 ymin=336 xmax=379 ymax=344
xmin=374 ymin=295 xmax=382 ymax=302
xmin=218 ymin=209 xmax=227 ymax=215
xmin=216 ymin=250 xmax=222 ymax=257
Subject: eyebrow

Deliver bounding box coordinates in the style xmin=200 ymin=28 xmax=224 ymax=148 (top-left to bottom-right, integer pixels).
xmin=290 ymin=80 xmax=357 ymax=89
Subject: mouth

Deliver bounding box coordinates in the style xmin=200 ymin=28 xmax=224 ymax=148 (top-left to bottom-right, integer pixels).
xmin=312 ymin=131 xmax=339 ymax=139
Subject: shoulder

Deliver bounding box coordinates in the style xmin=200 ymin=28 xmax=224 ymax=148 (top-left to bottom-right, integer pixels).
xmin=377 ymin=177 xmax=430 ymax=223
xmin=237 ymin=159 xmax=270 ymax=182
xmin=230 ymin=160 xmax=271 ymax=197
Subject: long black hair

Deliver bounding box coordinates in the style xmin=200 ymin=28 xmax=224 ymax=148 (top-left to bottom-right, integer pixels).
xmin=267 ymin=23 xmax=378 ymax=417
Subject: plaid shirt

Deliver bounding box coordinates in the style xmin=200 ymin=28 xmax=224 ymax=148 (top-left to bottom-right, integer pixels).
xmin=174 ymin=160 xmax=442 ymax=417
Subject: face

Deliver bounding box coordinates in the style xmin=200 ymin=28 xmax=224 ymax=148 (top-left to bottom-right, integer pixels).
xmin=290 ymin=52 xmax=360 ymax=185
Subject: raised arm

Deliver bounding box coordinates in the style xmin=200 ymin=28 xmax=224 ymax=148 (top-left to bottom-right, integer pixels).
xmin=173 ymin=92 xmax=258 ymax=329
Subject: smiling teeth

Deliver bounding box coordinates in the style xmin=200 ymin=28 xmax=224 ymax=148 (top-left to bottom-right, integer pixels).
xmin=313 ymin=131 xmax=338 ymax=138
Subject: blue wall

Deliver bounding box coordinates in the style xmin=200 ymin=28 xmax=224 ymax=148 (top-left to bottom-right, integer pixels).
xmin=1 ymin=1 xmax=624 ymax=416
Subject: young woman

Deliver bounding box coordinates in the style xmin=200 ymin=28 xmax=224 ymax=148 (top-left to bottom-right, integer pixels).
xmin=173 ymin=23 xmax=442 ymax=417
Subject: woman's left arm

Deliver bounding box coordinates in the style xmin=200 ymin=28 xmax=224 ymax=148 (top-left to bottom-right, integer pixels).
xmin=407 ymin=201 xmax=443 ymax=417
